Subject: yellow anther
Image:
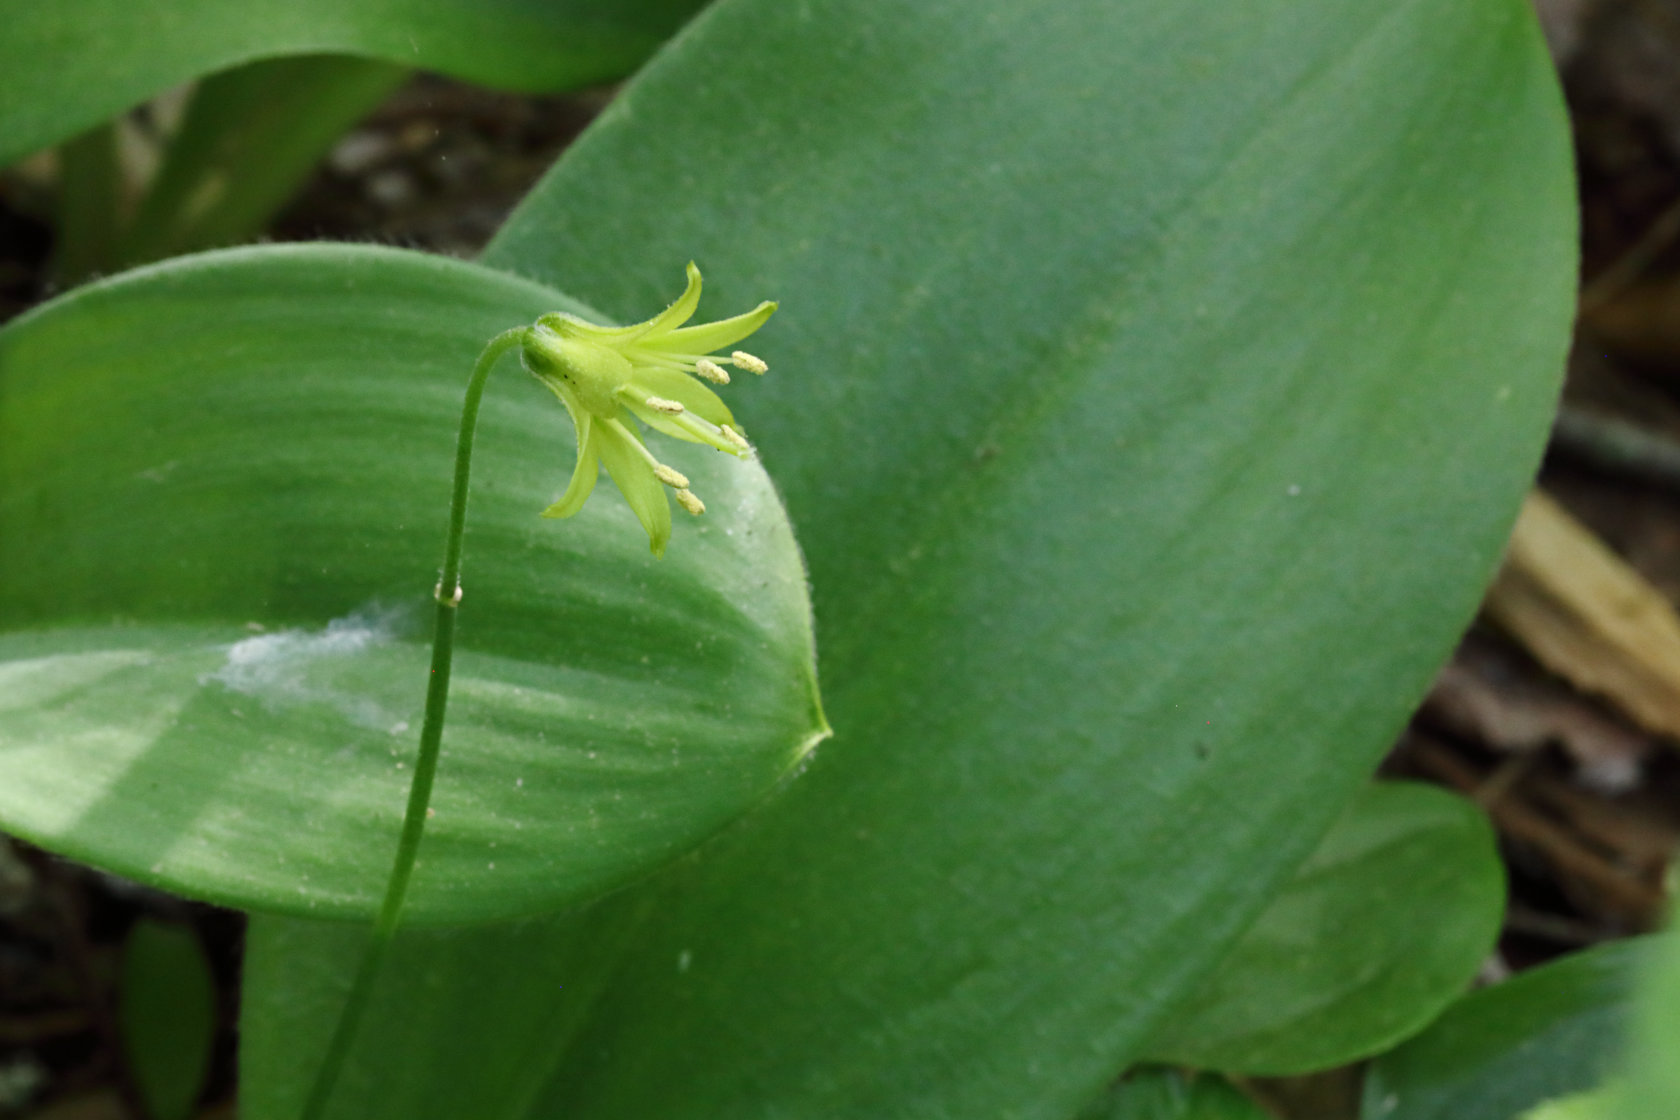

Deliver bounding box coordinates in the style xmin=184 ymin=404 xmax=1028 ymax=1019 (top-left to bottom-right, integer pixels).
xmin=719 ymin=424 xmax=751 ymax=450
xmin=695 ymin=358 xmax=731 ymax=385
xmin=675 ymin=488 xmax=706 ymax=516
xmin=646 ymin=395 xmax=686 ymax=415
xmin=731 ymin=350 xmax=768 ymax=375
xmin=653 ymin=464 xmax=691 ymax=489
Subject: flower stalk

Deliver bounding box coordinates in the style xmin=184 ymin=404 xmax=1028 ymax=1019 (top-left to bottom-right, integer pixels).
xmin=299 ymin=268 xmax=774 ymax=1119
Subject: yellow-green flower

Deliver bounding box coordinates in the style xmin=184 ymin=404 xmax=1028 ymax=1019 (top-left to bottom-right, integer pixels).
xmin=519 ymin=263 xmax=775 ymax=556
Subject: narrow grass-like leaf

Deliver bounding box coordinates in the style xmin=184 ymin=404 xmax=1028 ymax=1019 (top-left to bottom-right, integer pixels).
xmin=50 ymin=122 xmax=121 ymax=285
xmin=0 ymin=244 xmax=825 ymax=923
xmin=116 ymin=55 xmax=411 ymax=266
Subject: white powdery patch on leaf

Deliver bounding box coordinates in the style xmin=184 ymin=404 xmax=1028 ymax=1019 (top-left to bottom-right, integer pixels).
xmin=203 ymin=606 xmax=413 ymax=731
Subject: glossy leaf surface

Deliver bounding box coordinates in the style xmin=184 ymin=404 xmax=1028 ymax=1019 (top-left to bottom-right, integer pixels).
xmin=1143 ymin=782 xmax=1504 ymax=1074
xmin=1362 ymin=938 xmax=1649 ymax=1120
xmin=0 ymin=244 xmax=825 ymax=922
xmin=0 ymin=0 xmax=705 ymax=167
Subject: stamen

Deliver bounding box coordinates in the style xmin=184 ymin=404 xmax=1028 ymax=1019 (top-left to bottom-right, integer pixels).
xmin=731 ymin=351 xmax=768 ymax=375
xmin=675 ymin=489 xmax=705 ymax=515
xmin=622 ymin=352 xmax=693 ymax=373
xmin=646 ymin=395 xmax=686 ymax=414
xmin=619 ymin=422 xmax=670 ymax=472
xmin=695 ymin=358 xmax=731 ymax=385
xmin=654 ymin=464 xmax=691 ymax=489
xmin=719 ymin=424 xmax=751 ymax=450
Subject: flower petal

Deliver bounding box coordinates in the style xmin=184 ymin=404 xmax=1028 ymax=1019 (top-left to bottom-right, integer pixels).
xmin=533 ymin=370 xmax=584 ymax=422
xmin=627 ymin=366 xmax=735 ymax=427
xmin=534 ymin=264 xmax=695 ymax=344
xmin=540 ymin=412 xmax=600 ymax=520
xmin=595 ymin=418 xmax=672 ymax=556
xmin=642 ymin=299 xmax=776 ymax=355
xmin=534 ymin=311 xmax=638 ymax=343
xmin=618 ymin=261 xmax=703 ymax=345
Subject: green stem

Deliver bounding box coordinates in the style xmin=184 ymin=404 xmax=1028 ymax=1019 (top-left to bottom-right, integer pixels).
xmin=298 ymin=327 xmax=528 ymax=1120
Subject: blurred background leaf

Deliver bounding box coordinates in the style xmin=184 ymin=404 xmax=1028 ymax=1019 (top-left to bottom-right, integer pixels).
xmin=1609 ymin=923 xmax=1680 ymax=1120
xmin=107 ymin=56 xmax=411 ymax=270
xmin=1362 ymin=938 xmax=1650 ymax=1120
xmin=119 ymin=919 xmax=215 ymax=1120
xmin=4 ymin=0 xmax=712 ymax=279
xmin=0 ymin=0 xmax=706 ymax=168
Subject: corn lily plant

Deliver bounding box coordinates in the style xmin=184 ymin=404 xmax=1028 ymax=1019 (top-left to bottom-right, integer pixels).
xmin=0 ymin=1 xmax=1622 ymax=1118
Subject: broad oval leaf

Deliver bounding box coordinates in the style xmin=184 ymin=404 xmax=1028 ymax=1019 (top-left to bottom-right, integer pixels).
xmin=0 ymin=0 xmax=706 ymax=167
xmin=1362 ymin=938 xmax=1651 ymax=1120
xmin=468 ymin=0 xmax=1577 ymax=1115
xmin=0 ymin=243 xmax=826 ymax=923
xmin=1142 ymin=782 xmax=1504 ymax=1075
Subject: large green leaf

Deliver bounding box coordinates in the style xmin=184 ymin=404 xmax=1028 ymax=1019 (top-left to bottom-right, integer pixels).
xmin=0 ymin=244 xmax=825 ymax=922
xmin=476 ymin=0 xmax=1573 ymax=1114
xmin=1142 ymin=782 xmax=1504 ymax=1074
xmin=1362 ymin=939 xmax=1650 ymax=1120
xmin=0 ymin=0 xmax=706 ymax=168
xmin=243 ymin=0 xmax=1572 ymax=1114
xmin=241 ymin=907 xmax=643 ymax=1120
xmin=243 ymin=788 xmax=1497 ymax=1115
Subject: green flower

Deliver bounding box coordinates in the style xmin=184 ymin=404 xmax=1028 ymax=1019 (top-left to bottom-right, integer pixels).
xmin=520 ymin=263 xmax=775 ymax=556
